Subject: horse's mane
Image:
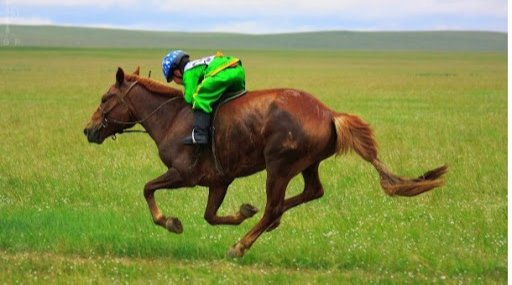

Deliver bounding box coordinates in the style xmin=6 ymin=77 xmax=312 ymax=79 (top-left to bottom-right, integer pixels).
xmin=125 ymin=73 xmax=183 ymax=97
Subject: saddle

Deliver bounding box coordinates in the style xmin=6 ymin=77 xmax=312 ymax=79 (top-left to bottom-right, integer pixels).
xmin=211 ymin=89 xmax=248 ymax=117
xmin=210 ymin=89 xmax=248 ymax=176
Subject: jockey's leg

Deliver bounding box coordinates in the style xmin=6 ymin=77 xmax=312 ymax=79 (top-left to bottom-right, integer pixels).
xmin=182 ymin=66 xmax=244 ymax=145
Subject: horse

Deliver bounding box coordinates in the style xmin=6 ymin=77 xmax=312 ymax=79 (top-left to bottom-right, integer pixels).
xmin=83 ymin=67 xmax=447 ymax=258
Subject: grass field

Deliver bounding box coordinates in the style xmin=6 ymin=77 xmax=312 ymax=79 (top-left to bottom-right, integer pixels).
xmin=0 ymin=47 xmax=507 ymax=284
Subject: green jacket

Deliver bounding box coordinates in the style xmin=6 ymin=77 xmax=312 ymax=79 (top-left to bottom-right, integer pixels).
xmin=182 ymin=54 xmax=241 ymax=107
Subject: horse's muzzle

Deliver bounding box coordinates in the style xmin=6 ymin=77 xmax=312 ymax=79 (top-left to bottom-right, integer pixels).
xmin=83 ymin=127 xmax=103 ymax=144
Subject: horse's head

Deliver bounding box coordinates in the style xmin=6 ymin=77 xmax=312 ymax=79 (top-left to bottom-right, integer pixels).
xmin=83 ymin=67 xmax=139 ymax=144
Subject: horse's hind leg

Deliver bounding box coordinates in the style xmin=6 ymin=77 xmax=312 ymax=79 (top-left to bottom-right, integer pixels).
xmin=267 ymin=162 xmax=324 ymax=232
xmin=204 ymin=184 xmax=258 ymax=225
xmin=228 ymin=174 xmax=289 ymax=258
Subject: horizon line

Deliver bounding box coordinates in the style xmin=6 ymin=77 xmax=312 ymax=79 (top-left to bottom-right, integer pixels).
xmin=1 ymin=23 xmax=508 ymax=36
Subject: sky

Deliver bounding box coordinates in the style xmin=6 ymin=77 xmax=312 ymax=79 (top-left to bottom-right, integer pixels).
xmin=0 ymin=0 xmax=508 ymax=34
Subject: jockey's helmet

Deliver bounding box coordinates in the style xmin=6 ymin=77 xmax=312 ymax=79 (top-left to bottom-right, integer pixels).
xmin=162 ymin=50 xmax=189 ymax=82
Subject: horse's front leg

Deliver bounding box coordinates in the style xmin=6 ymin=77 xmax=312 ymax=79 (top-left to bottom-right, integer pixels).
xmin=144 ymin=168 xmax=189 ymax=233
xmin=203 ymin=185 xmax=259 ymax=225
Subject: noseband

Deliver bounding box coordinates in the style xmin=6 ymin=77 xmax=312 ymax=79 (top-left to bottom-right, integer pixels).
xmin=98 ymin=80 xmax=182 ymax=137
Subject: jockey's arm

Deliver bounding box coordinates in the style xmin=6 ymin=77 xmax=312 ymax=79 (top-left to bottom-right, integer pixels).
xmin=182 ymin=65 xmax=207 ymax=105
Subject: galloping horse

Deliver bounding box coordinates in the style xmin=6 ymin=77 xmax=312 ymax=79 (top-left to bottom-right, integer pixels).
xmin=84 ymin=67 xmax=447 ymax=258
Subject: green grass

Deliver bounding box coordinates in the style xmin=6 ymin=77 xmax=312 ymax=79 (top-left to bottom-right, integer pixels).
xmin=0 ymin=47 xmax=507 ymax=284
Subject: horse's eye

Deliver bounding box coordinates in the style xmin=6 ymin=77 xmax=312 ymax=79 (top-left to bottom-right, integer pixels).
xmin=101 ymin=94 xmax=113 ymax=104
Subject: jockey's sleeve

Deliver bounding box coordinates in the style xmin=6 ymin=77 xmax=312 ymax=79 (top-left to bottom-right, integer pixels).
xmin=183 ymin=64 xmax=207 ymax=105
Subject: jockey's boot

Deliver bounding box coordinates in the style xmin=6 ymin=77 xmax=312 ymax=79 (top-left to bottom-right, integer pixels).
xmin=182 ymin=109 xmax=211 ymax=145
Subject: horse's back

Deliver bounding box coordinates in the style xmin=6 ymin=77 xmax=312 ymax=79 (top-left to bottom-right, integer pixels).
xmin=214 ymin=88 xmax=337 ymax=177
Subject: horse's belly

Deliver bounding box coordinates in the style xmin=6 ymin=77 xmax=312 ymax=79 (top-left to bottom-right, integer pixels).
xmin=215 ymin=135 xmax=266 ymax=177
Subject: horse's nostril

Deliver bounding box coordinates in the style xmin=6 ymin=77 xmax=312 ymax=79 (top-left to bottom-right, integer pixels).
xmin=83 ymin=128 xmax=88 ymax=135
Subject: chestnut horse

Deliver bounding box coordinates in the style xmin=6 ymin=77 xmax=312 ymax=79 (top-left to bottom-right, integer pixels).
xmin=84 ymin=67 xmax=447 ymax=258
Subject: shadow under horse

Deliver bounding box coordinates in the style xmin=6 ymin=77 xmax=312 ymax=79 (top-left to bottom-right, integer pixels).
xmin=84 ymin=67 xmax=448 ymax=258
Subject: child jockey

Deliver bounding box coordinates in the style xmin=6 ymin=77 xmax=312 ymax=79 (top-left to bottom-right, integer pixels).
xmin=162 ymin=50 xmax=246 ymax=145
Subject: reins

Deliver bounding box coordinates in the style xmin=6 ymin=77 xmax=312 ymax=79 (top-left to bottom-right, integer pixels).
xmin=99 ymin=80 xmax=182 ymax=137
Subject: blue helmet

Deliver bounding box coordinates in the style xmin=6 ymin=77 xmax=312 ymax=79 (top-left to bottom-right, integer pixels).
xmin=162 ymin=50 xmax=189 ymax=82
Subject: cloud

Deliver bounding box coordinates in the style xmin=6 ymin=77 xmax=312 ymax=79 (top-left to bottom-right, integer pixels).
xmin=2 ymin=0 xmax=507 ymax=33
xmin=156 ymin=0 xmax=506 ymax=18
xmin=8 ymin=0 xmax=139 ymax=7
xmin=0 ymin=16 xmax=52 ymax=25
xmin=9 ymin=0 xmax=506 ymax=18
xmin=154 ymin=0 xmax=507 ymax=32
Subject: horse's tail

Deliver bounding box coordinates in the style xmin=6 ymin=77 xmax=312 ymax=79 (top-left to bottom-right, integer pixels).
xmin=332 ymin=113 xmax=448 ymax=196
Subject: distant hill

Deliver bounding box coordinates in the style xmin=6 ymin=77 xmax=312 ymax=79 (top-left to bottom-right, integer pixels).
xmin=0 ymin=25 xmax=506 ymax=51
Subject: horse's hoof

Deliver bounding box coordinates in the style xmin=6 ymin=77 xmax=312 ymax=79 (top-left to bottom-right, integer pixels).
xmin=240 ymin=204 xmax=258 ymax=218
xmin=165 ymin=217 xmax=183 ymax=234
xmin=227 ymin=243 xmax=245 ymax=258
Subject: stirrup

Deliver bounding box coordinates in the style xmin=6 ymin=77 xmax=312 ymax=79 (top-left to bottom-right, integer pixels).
xmin=191 ymin=129 xmax=197 ymax=144
xmin=182 ymin=129 xmax=208 ymax=145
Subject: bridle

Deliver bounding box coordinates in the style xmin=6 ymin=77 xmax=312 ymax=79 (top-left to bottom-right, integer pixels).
xmin=98 ymin=80 xmax=182 ymax=138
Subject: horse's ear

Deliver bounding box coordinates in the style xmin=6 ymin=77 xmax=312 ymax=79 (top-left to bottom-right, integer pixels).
xmin=116 ymin=67 xmax=124 ymax=86
xmin=133 ymin=66 xmax=140 ymax=76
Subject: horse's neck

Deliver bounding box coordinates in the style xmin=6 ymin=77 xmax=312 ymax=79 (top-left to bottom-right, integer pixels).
xmin=130 ymin=87 xmax=186 ymax=145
